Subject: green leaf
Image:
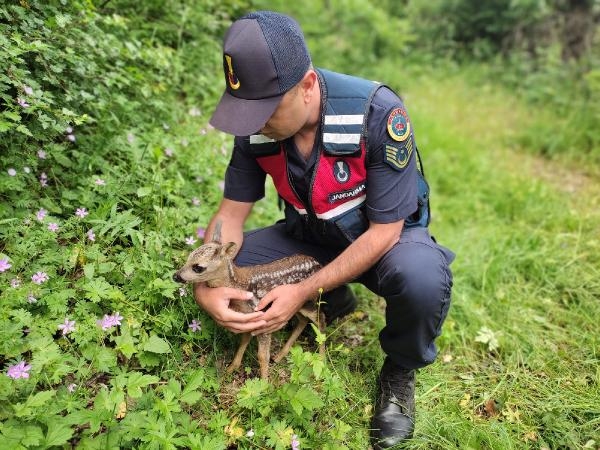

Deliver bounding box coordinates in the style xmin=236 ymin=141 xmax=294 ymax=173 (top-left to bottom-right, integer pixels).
xmin=114 ymin=330 xmax=137 ymax=359
xmin=136 ymin=186 xmax=153 ymax=197
xmin=125 ymin=372 xmax=159 ymax=398
xmin=143 ymin=334 xmax=171 ymax=354
xmin=43 ymin=418 xmax=73 ymax=446
xmin=288 ymin=386 xmax=324 ymax=416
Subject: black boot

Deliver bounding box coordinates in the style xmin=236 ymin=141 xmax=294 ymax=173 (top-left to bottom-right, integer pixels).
xmin=370 ymin=357 xmax=415 ymax=449
xmin=321 ymin=285 xmax=357 ymax=324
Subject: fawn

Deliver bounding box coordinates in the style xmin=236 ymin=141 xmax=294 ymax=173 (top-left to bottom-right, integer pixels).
xmin=173 ymin=222 xmax=325 ymax=379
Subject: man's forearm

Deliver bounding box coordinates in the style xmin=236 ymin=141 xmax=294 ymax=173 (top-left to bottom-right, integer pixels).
xmin=298 ymin=220 xmax=404 ymax=297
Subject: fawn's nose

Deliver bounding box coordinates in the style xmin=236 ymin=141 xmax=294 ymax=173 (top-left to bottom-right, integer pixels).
xmin=173 ymin=272 xmax=183 ymax=283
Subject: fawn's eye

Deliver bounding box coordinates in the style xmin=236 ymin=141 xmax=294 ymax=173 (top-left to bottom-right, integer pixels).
xmin=192 ymin=264 xmax=205 ymax=274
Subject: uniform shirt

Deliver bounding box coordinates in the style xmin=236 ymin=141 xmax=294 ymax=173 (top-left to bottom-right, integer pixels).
xmin=223 ymin=85 xmax=418 ymax=225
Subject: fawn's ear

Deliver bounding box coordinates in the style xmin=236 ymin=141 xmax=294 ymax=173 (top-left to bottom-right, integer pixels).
xmin=222 ymin=242 xmax=238 ymax=258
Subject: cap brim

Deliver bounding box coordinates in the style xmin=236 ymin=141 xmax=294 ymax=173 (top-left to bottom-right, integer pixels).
xmin=209 ymin=91 xmax=283 ymax=136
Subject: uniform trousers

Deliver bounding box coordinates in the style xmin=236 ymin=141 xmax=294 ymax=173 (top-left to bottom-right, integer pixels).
xmin=234 ymin=223 xmax=455 ymax=370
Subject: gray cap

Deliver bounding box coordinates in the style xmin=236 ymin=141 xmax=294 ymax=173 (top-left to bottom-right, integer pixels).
xmin=209 ymin=11 xmax=311 ymax=136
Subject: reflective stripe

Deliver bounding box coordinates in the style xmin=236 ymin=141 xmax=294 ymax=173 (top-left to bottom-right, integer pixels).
xmin=249 ymin=134 xmax=276 ymax=144
xmin=324 ymin=114 xmax=364 ymax=125
xmin=293 ymin=205 xmax=308 ymax=215
xmin=316 ymin=195 xmax=366 ymax=220
xmin=322 ymin=133 xmax=361 ymax=144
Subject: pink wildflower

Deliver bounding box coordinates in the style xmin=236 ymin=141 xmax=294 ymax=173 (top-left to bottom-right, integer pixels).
xmin=188 ymin=320 xmax=201 ymax=332
xmin=127 ymin=133 xmax=135 ymax=143
xmin=66 ymin=126 xmax=73 ymax=133
xmin=196 ymin=227 xmax=205 ymax=239
xmin=27 ymin=294 xmax=37 ymax=304
xmin=17 ymin=98 xmax=29 ymax=108
xmin=178 ymin=287 xmax=187 ymax=297
xmin=0 ymin=258 xmax=11 ymax=272
xmin=11 ymin=278 xmax=21 ymax=288
xmin=23 ymin=85 xmax=33 ymax=95
xmin=185 ymin=236 xmax=196 ymax=246
xmin=164 ymin=147 xmax=174 ymax=157
xmin=87 ymin=229 xmax=96 ymax=241
xmin=36 ymin=208 xmax=47 ymax=221
xmin=291 ymin=434 xmax=300 ymax=450
xmin=48 ymin=223 xmax=59 ymax=232
xmin=191 ymin=197 xmax=200 ymax=206
xmin=24 ymin=166 xmax=31 ymax=174
xmin=39 ymin=172 xmax=48 ymax=187
xmin=58 ymin=318 xmax=76 ymax=335
xmin=6 ymin=361 xmax=32 ymax=379
xmin=75 ymin=208 xmax=88 ymax=218
xmin=37 ymin=150 xmax=47 ymax=159
xmin=31 ymin=271 xmax=49 ymax=284
xmin=67 ymin=383 xmax=77 ymax=392
xmin=97 ymin=312 xmax=123 ymax=330
xmin=67 ymin=134 xmax=76 ymax=142
xmin=94 ymin=178 xmax=105 ymax=185
xmin=8 ymin=168 xmax=17 ymax=176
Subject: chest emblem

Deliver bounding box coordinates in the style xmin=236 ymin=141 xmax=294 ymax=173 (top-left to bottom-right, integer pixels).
xmin=333 ymin=160 xmax=351 ymax=183
xmin=387 ymin=107 xmax=411 ymax=142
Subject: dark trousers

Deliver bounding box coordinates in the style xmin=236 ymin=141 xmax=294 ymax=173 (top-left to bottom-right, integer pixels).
xmin=235 ymin=224 xmax=455 ymax=370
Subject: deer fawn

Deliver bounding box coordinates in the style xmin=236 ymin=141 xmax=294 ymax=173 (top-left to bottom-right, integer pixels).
xmin=173 ymin=222 xmax=325 ymax=379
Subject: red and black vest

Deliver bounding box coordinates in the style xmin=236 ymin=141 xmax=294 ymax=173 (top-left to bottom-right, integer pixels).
xmin=247 ymin=69 xmax=427 ymax=248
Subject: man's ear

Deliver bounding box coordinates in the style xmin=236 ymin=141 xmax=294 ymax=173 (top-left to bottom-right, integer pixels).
xmin=222 ymin=242 xmax=238 ymax=258
xmin=301 ymin=70 xmax=317 ymax=101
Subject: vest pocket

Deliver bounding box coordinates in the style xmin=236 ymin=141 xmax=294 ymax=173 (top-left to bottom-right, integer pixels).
xmin=334 ymin=207 xmax=369 ymax=243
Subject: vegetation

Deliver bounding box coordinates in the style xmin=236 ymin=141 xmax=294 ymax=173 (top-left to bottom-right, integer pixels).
xmin=1 ymin=1 xmax=598 ymax=449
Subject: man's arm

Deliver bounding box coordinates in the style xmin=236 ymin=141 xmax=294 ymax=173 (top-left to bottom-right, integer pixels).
xmin=193 ymin=198 xmax=268 ymax=333
xmin=253 ymin=219 xmax=404 ymax=334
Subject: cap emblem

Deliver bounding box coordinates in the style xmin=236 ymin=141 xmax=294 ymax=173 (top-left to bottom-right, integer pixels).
xmin=225 ymin=54 xmax=240 ymax=90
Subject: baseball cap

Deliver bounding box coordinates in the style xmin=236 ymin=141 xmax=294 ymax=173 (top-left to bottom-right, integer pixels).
xmin=209 ymin=11 xmax=311 ymax=136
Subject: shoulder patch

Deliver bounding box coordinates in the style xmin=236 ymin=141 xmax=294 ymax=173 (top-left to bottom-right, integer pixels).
xmin=384 ymin=139 xmax=413 ymax=171
xmin=386 ymin=107 xmax=411 ymax=142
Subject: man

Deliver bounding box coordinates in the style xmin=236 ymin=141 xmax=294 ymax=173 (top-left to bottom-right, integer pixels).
xmin=194 ymin=10 xmax=455 ymax=448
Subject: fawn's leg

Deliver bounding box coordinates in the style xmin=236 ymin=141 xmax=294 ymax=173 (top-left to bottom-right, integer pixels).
xmin=273 ymin=314 xmax=309 ymax=363
xmin=227 ymin=332 xmax=252 ymax=374
xmin=256 ymin=333 xmax=271 ymax=379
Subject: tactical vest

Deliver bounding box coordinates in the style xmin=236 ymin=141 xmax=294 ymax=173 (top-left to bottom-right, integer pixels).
xmin=248 ymin=69 xmax=430 ymax=248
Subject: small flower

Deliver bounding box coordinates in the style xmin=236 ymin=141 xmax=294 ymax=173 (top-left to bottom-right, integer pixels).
xmin=0 ymin=258 xmax=11 ymax=272
xmin=48 ymin=222 xmax=59 ymax=232
xmin=188 ymin=106 xmax=201 ymax=117
xmin=58 ymin=318 xmax=76 ymax=335
xmin=188 ymin=319 xmax=201 ymax=332
xmin=97 ymin=312 xmax=123 ymax=330
xmin=162 ymin=123 xmax=170 ymax=130
xmin=180 ymin=138 xmax=189 ymax=147
xmin=191 ymin=197 xmax=200 ymax=206
xmin=36 ymin=208 xmax=47 ymax=221
xmin=11 ymin=278 xmax=21 ymax=288
xmin=23 ymin=85 xmax=33 ymax=95
xmin=67 ymin=383 xmax=77 ymax=392
xmin=127 ymin=132 xmax=135 ymax=143
xmin=6 ymin=361 xmax=32 ymax=379
xmin=195 ymin=176 xmax=204 ymax=183
xmin=39 ymin=172 xmax=48 ymax=187
xmin=164 ymin=147 xmax=174 ymax=157
xmin=37 ymin=149 xmax=47 ymax=159
xmin=17 ymin=98 xmax=30 ymax=108
xmin=178 ymin=287 xmax=187 ymax=297
xmin=66 ymin=126 xmax=73 ymax=134
xmin=27 ymin=294 xmax=37 ymax=304
xmin=199 ymin=128 xmax=207 ymax=135
xmin=87 ymin=229 xmax=96 ymax=241
xmin=75 ymin=207 xmax=88 ymax=218
xmin=32 ymin=271 xmax=49 ymax=284
xmin=218 ymin=181 xmax=225 ymax=191
xmin=24 ymin=166 xmax=31 ymax=174
xmin=67 ymin=134 xmax=76 ymax=142
xmin=246 ymin=429 xmax=255 ymax=438
xmin=196 ymin=227 xmax=205 ymax=239
xmin=185 ymin=236 xmax=196 ymax=246
xmin=7 ymin=168 xmax=17 ymax=176
xmin=94 ymin=178 xmax=105 ymax=185
xmin=291 ymin=434 xmax=300 ymax=450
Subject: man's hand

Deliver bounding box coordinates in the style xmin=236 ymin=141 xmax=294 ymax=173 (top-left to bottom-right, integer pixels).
xmin=193 ymin=283 xmax=266 ymax=334
xmin=252 ymin=283 xmax=312 ymax=335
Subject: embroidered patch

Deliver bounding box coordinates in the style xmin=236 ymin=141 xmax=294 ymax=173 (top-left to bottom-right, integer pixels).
xmin=224 ymin=54 xmax=240 ymax=90
xmin=333 ymin=160 xmax=351 ymax=183
xmin=384 ymin=140 xmax=413 ymax=170
xmin=328 ymin=182 xmax=366 ymax=203
xmin=386 ymin=107 xmax=411 ymax=142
